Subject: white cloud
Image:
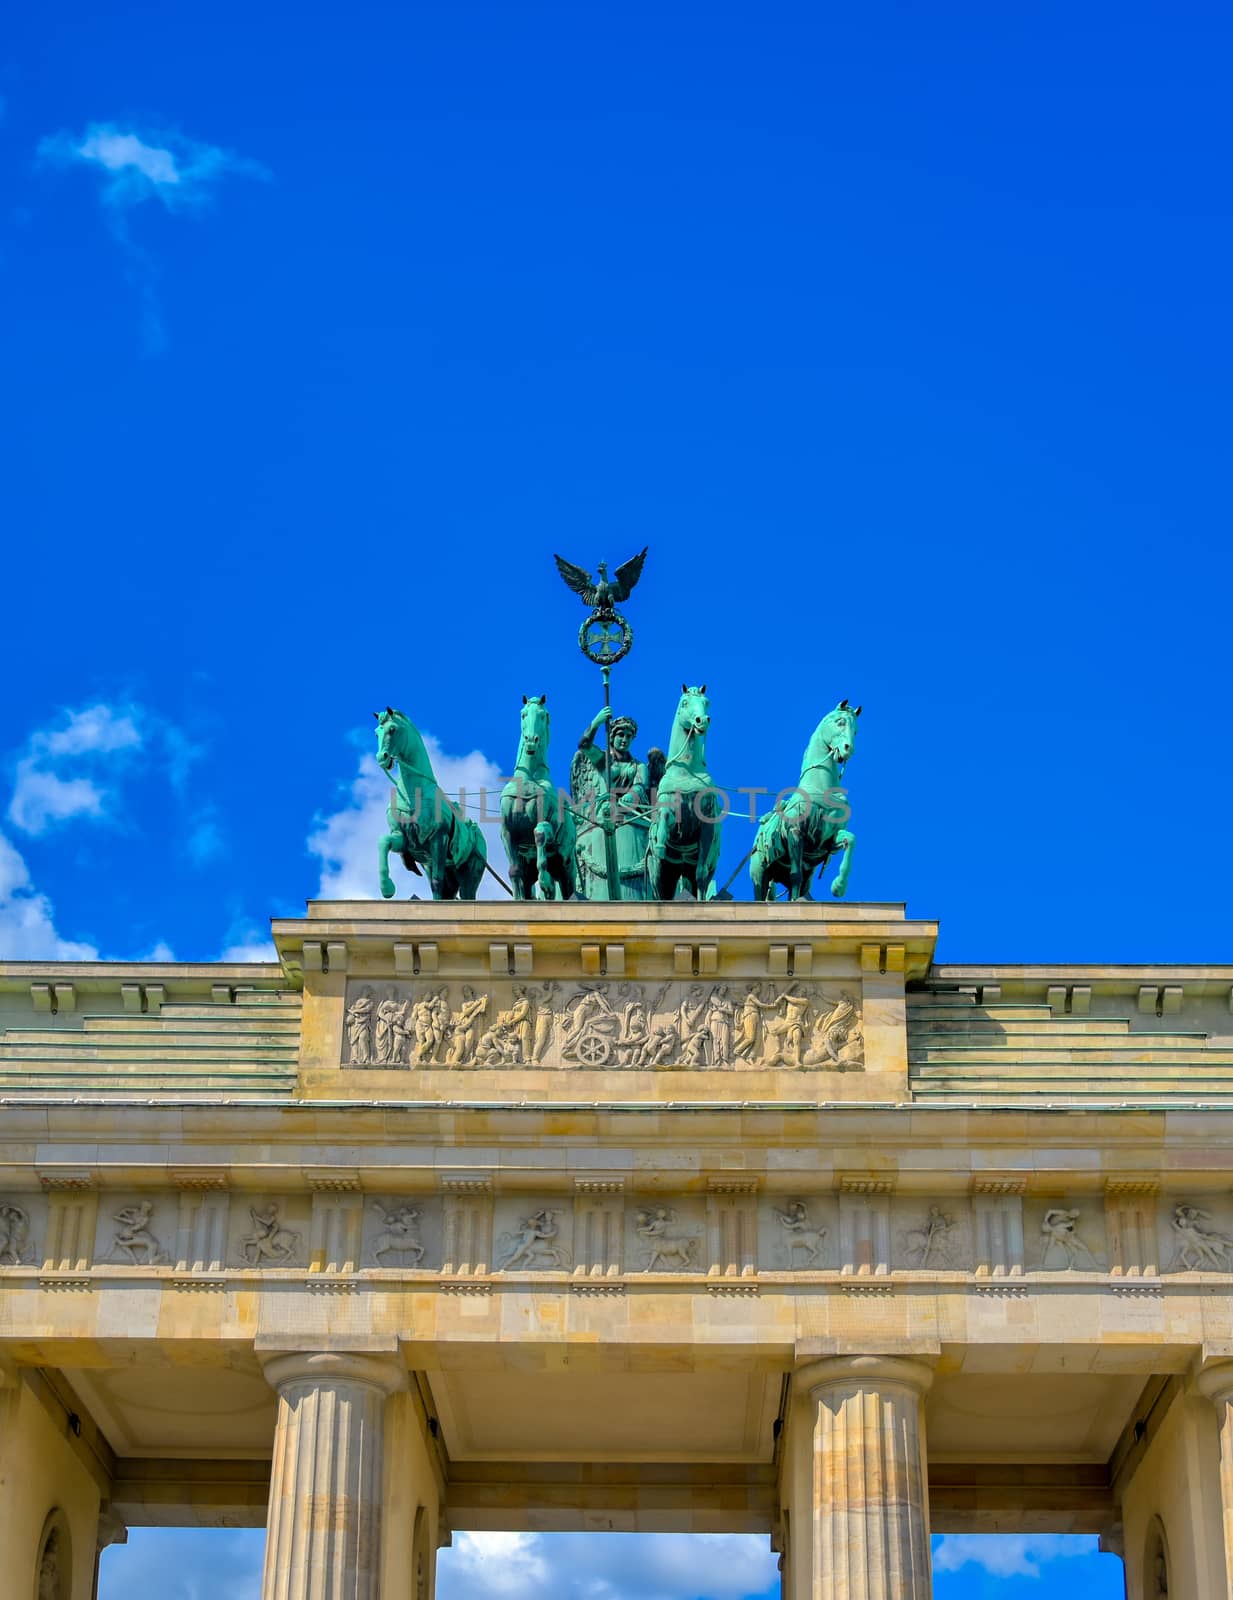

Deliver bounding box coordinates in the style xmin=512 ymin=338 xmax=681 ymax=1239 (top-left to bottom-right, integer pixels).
xmin=8 ymin=764 xmax=105 ymax=832
xmin=8 ymin=704 xmax=147 ymax=832
xmin=219 ymin=921 xmax=278 ymax=963
xmin=140 ymin=940 xmax=177 ymax=961
xmin=0 ymin=830 xmax=98 ymax=959
xmin=38 ymin=704 xmax=142 ymax=758
xmin=439 ymin=1532 xmax=780 ymax=1600
xmin=7 ymin=701 xmax=145 ymax=835
xmin=38 ymin=121 xmax=268 ymax=212
xmin=932 ymin=1533 xmax=1101 ymax=1578
xmin=308 ymin=732 xmax=508 ymax=901
xmin=5 ymin=700 xmax=208 ymax=839
xmin=37 ymin=119 xmax=269 ymax=351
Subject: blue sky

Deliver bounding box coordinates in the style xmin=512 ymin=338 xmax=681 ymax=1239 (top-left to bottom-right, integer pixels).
xmin=5 ymin=0 xmax=1230 ymax=1593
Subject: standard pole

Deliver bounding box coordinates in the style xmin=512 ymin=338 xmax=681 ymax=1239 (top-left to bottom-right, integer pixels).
xmin=601 ymin=663 xmax=622 ymax=900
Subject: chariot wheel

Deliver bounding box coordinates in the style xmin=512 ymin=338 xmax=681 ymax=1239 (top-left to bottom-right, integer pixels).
xmin=577 ymin=1031 xmax=612 ymax=1066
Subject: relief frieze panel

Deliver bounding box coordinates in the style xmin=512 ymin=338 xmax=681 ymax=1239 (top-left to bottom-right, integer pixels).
xmin=3 ymin=1187 xmax=1233 ymax=1281
xmin=341 ymin=978 xmax=865 ymax=1072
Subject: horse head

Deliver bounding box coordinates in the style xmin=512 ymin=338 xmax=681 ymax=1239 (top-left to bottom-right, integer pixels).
xmin=813 ymin=698 xmax=862 ymax=767
xmin=517 ymin=694 xmax=550 ymax=772
xmin=675 ymin=683 xmax=711 ymax=740
xmin=374 ymin=706 xmax=433 ymax=782
xmin=374 ymin=706 xmax=405 ymax=773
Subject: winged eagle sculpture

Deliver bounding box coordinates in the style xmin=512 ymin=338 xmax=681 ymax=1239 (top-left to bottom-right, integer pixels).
xmin=553 ymin=548 xmax=648 ymax=618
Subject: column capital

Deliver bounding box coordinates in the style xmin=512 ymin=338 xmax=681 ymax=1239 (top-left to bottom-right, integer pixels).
xmin=795 ymin=1353 xmax=937 ymax=1399
xmin=261 ymin=1350 xmax=408 ymax=1398
xmin=1197 ymin=1360 xmax=1233 ymax=1406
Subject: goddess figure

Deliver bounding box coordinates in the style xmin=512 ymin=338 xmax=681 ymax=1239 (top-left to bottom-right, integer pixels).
xmin=570 ymin=707 xmax=664 ymax=900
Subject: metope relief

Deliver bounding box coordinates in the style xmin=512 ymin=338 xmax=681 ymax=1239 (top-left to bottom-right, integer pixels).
xmin=342 ymin=979 xmax=864 ymax=1072
xmin=770 ymin=1200 xmax=830 ymax=1267
xmin=1030 ymin=1203 xmax=1105 ymax=1271
xmin=361 ymin=1197 xmax=444 ymax=1271
xmin=895 ymin=1203 xmax=972 ymax=1273
xmin=229 ymin=1199 xmax=308 ymax=1268
xmin=0 ymin=1199 xmax=33 ymax=1264
xmin=632 ymin=1205 xmax=702 ymax=1271
xmin=495 ymin=1205 xmax=571 ymax=1270
xmin=1169 ymin=1202 xmax=1233 ymax=1271
xmin=109 ymin=1200 xmax=168 ymax=1266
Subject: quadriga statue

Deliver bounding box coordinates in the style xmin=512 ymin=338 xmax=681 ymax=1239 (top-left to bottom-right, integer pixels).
xmin=500 ymin=695 xmax=578 ymax=900
xmin=750 ymin=700 xmax=859 ymax=900
xmin=374 ymin=707 xmax=488 ymax=900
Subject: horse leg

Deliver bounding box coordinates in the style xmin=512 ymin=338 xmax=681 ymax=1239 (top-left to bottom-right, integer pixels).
xmin=646 ymin=799 xmax=671 ymax=901
xmin=427 ymin=828 xmax=451 ymax=900
xmin=533 ymin=822 xmax=555 ymax=901
xmin=783 ymin=815 xmax=805 ymax=900
xmin=501 ymin=812 xmax=527 ymax=900
xmin=378 ymin=828 xmax=401 ymax=899
xmin=830 ymin=828 xmax=855 ymax=898
xmin=696 ymin=814 xmax=721 ymax=901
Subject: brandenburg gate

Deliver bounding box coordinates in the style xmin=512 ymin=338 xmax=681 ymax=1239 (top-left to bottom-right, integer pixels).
xmin=4 ymin=902 xmax=1233 ymax=1598
xmin=2 ymin=560 xmax=1232 ymax=1598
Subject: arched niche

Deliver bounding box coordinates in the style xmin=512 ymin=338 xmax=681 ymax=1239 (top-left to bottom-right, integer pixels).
xmin=33 ymin=1508 xmax=72 ymax=1600
xmin=1144 ymin=1515 xmax=1170 ymax=1599
xmin=412 ymin=1504 xmax=431 ymax=1600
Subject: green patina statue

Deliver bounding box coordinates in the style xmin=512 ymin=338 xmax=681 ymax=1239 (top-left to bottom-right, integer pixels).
xmin=646 ymin=685 xmax=723 ymax=901
xmin=500 ymin=695 xmax=578 ymax=900
xmin=750 ymin=700 xmax=859 ymax=900
xmin=375 ymin=707 xmax=487 ymax=900
xmin=571 ymin=707 xmax=665 ymax=900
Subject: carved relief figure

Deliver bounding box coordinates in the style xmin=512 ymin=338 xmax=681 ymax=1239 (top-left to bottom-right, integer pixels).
xmin=241 ymin=1202 xmax=301 ymax=1265
xmin=641 ymin=1022 xmax=680 ymax=1068
xmin=375 ymin=991 xmax=404 ymax=1065
xmin=761 ymin=989 xmax=812 ymax=1068
xmin=1170 ymin=1203 xmax=1233 ymax=1270
xmin=616 ymin=993 xmax=651 ymax=1066
xmin=371 ymin=1203 xmax=425 ymax=1266
xmin=111 ymin=1200 xmax=168 ymax=1265
xmin=773 ymin=1200 xmax=826 ymax=1266
xmin=735 ymin=985 xmax=777 ymax=1063
xmin=0 ymin=1200 xmax=30 ymax=1265
xmin=636 ymin=1207 xmax=698 ymax=1271
xmin=1040 ymin=1207 xmax=1098 ymax=1270
xmin=446 ymin=988 xmax=488 ymax=1066
xmin=345 ymin=989 xmax=375 ymax=1065
xmin=680 ymin=985 xmax=713 ymax=1066
xmin=532 ymin=982 xmax=558 ymax=1062
xmin=903 ymin=1206 xmax=957 ymax=1268
xmin=497 ymin=1209 xmax=569 ymax=1270
xmin=706 ymin=986 xmax=735 ymax=1066
xmin=804 ymin=993 xmax=863 ymax=1069
xmin=561 ymin=985 xmax=622 ymax=1066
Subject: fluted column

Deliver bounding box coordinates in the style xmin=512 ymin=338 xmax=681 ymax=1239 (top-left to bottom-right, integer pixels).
xmin=796 ymin=1355 xmax=934 ymax=1600
xmin=1197 ymin=1361 xmax=1233 ymax=1599
xmin=261 ymin=1351 xmax=407 ymax=1600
